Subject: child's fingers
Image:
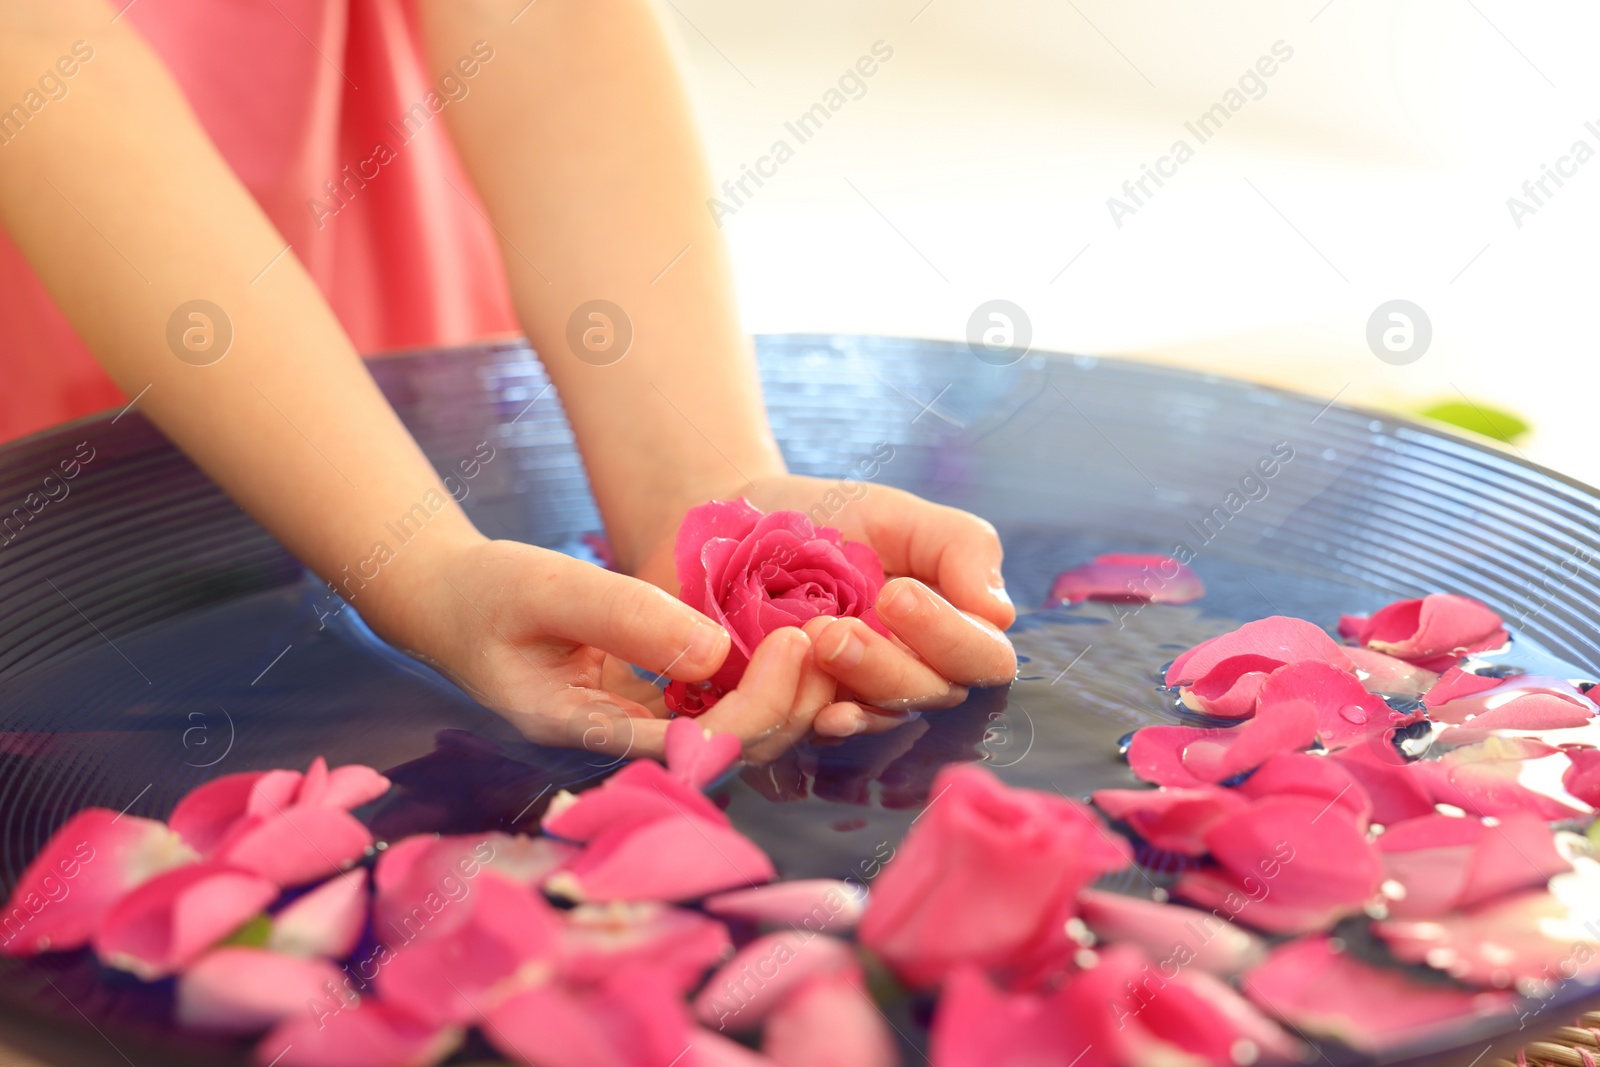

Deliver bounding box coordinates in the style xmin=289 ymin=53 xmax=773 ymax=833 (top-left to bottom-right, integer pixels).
xmin=808 ymin=616 xmax=968 ymax=712
xmin=813 ymin=701 xmax=919 ymax=738
xmin=539 ymin=556 xmax=730 ymax=680
xmin=738 ymin=642 xmax=838 ymax=763
xmin=512 ymin=686 xmax=670 ymax=761
xmin=699 ymin=628 xmax=811 ymax=756
xmin=857 ymin=489 xmax=1015 ymax=630
xmin=874 ymin=578 xmax=1018 ymax=687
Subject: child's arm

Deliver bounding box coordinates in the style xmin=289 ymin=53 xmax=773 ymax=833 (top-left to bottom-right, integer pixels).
xmin=421 ymin=0 xmax=1018 ymax=728
xmin=0 ymin=0 xmax=773 ymax=756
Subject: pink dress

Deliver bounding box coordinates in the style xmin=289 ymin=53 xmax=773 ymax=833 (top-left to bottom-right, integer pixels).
xmin=0 ymin=0 xmax=518 ymax=444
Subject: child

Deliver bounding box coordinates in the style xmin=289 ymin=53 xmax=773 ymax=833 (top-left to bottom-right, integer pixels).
xmin=0 ymin=0 xmax=1016 ymax=759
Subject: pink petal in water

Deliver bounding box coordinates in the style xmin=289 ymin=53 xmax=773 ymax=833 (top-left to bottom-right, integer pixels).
xmin=257 ymin=999 xmax=462 ymax=1067
xmin=693 ymin=932 xmax=857 ymax=1033
xmin=1091 ymin=786 xmax=1249 ymax=855
xmin=1166 ymin=616 xmax=1352 ymax=688
xmin=1077 ymin=888 xmax=1266 ymax=976
xmin=1344 ymin=593 xmax=1508 ymax=670
xmin=703 ymin=879 xmax=867 ymax=930
xmin=547 ymin=814 xmax=775 ymax=904
xmin=1376 ymin=811 xmax=1570 ymax=920
xmin=0 ymin=808 xmax=197 ymax=956
xmin=558 ymin=901 xmax=731 ymax=993
xmin=1047 ymin=553 xmax=1203 ymax=606
xmin=1244 ymin=936 xmax=1513 ymax=1050
xmin=93 ymin=864 xmax=279 ymax=980
xmin=178 ymin=947 xmax=347 ymax=1033
xmin=269 ymin=869 xmax=369 ymax=959
xmin=761 ymin=965 xmax=899 ymax=1067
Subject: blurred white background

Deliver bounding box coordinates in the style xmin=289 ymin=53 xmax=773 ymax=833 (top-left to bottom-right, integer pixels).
xmin=663 ymin=0 xmax=1600 ymax=483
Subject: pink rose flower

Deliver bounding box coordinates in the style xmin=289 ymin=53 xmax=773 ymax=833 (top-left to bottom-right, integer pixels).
xmin=667 ymin=499 xmax=888 ymax=713
xmin=857 ymin=764 xmax=1130 ymax=988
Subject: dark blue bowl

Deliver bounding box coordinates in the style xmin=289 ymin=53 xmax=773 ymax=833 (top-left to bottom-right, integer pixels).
xmin=0 ymin=336 xmax=1595 ymax=1066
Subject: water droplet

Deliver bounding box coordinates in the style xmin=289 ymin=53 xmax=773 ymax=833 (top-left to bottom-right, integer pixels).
xmin=1116 ymin=731 xmax=1136 ymax=757
xmin=1339 ymin=704 xmax=1369 ymax=725
xmin=1232 ymin=1039 xmax=1261 ymax=1066
xmin=1381 ymin=878 xmax=1407 ymax=900
xmin=1151 ymin=887 xmax=1170 ymax=904
xmin=1074 ymin=948 xmax=1099 ymax=969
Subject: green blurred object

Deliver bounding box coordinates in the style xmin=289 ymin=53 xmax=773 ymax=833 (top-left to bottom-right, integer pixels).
xmin=1417 ymin=398 xmax=1531 ymax=445
xmin=219 ymin=913 xmax=274 ymax=949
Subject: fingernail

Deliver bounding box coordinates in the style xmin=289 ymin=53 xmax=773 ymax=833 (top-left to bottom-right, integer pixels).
xmin=821 ymin=623 xmax=865 ymax=669
xmin=879 ymin=581 xmax=917 ymax=619
xmin=846 ymin=713 xmax=870 ymax=736
xmin=747 ymin=628 xmax=807 ymax=688
xmin=687 ymin=622 xmax=728 ymax=666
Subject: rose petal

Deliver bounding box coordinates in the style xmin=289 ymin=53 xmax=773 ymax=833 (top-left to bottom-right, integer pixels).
xmin=1081 ymin=942 xmax=1300 ymax=1066
xmin=1198 ymin=796 xmax=1382 ymax=933
xmin=1127 ymin=704 xmax=1319 ymax=789
xmin=929 ymin=967 xmax=1098 ymax=1067
xmin=484 ymin=966 xmax=697 ymax=1067
xmin=1166 ymin=616 xmax=1351 ymax=687
xmin=1178 ymin=654 xmax=1280 ymax=719
xmin=213 ymin=806 xmax=374 ymax=887
xmin=1377 ymin=812 xmax=1569 ymax=920
xmin=1091 ymin=786 xmax=1250 ymax=855
xmin=1348 ymin=593 xmax=1508 ymax=668
xmin=543 ymin=760 xmax=730 ymax=843
xmin=178 ymin=947 xmax=346 ymax=1033
xmin=1423 ymin=666 xmax=1504 ymax=706
xmin=170 ymin=773 xmax=275 ymax=854
xmin=664 ymin=717 xmax=742 ymax=790
xmin=1564 ymin=748 xmax=1600 ymax=807
xmin=1375 ymin=862 xmax=1600 ymax=988
xmin=1048 ymin=554 xmax=1203 ymax=606
xmin=1329 ymin=743 xmax=1436 ymax=827
xmin=379 ymin=872 xmax=563 ymax=1026
xmin=548 ymin=816 xmax=775 ymax=904
xmin=1410 ymin=736 xmax=1586 ymax=820
xmin=1180 ymin=702 xmax=1319 ymax=783
xmin=693 ymin=932 xmax=858 ymax=1033
xmin=375 ymin=833 xmax=572 ymax=943
xmin=94 ymin=864 xmax=279 ymax=979
xmin=1173 ymin=869 xmax=1358 ymax=936
xmin=559 ymin=902 xmax=730 ymax=993
xmin=1236 ymin=752 xmax=1373 ymax=831
xmin=305 ymin=764 xmax=392 ymax=811
xmin=269 ymin=869 xmax=369 ymax=959
xmin=0 ymin=808 xmax=197 ymax=955
xmin=1345 ymin=646 xmax=1440 ymax=697
xmin=703 ymin=879 xmax=867 ymax=931
xmin=258 ymin=999 xmax=462 ymax=1067
xmin=1429 ymin=676 xmax=1597 ymax=744
xmin=1243 ymin=936 xmax=1512 ymax=1051
xmin=1255 ymin=660 xmax=1396 ymax=750
xmin=1078 ymin=888 xmax=1266 ymax=976
xmin=762 ymin=966 xmax=898 ymax=1067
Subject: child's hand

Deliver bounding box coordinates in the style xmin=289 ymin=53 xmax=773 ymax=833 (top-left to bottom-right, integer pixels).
xmin=385 ymin=539 xmax=840 ymax=762
xmin=633 ymin=477 xmax=1019 ymax=736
